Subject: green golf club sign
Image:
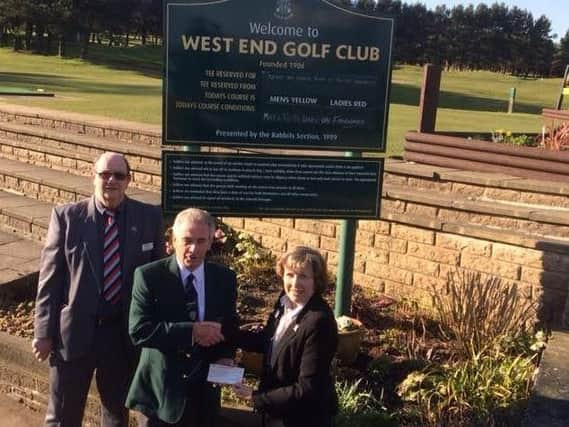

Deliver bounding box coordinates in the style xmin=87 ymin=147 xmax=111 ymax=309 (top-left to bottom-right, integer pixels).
xmin=164 ymin=0 xmax=394 ymax=151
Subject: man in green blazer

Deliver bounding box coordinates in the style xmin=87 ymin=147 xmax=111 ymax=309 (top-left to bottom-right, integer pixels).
xmin=126 ymin=208 xmax=239 ymax=426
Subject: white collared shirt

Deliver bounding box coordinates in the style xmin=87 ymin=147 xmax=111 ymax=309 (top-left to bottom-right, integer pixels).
xmin=273 ymin=294 xmax=304 ymax=343
xmin=177 ymin=260 xmax=206 ymax=322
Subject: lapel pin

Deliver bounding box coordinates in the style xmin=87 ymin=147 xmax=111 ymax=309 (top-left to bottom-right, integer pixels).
xmin=293 ymin=324 xmax=299 ymax=332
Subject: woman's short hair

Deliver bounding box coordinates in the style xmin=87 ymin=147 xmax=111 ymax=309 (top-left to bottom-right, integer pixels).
xmin=276 ymin=246 xmax=329 ymax=295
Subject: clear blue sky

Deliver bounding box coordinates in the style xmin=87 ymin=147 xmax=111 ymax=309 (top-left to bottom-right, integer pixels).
xmin=416 ymin=1 xmax=567 ymax=41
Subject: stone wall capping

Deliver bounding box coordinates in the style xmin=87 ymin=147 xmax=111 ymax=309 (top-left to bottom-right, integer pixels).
xmin=0 ymin=135 xmax=160 ymax=175
xmin=387 ymin=159 xmax=569 ymax=197
xmin=451 ymin=199 xmax=534 ymax=219
xmin=381 ymin=210 xmax=443 ymax=231
xmin=442 ymin=223 xmax=569 ymax=255
xmin=0 ymin=102 xmax=161 ymax=137
xmin=385 ymin=186 xmax=454 ymax=208
xmin=383 ymin=160 xmax=457 ymax=178
xmin=0 ymin=122 xmax=160 ymax=159
xmin=529 ymin=211 xmax=569 ymax=227
xmin=436 ymin=170 xmax=524 ymax=186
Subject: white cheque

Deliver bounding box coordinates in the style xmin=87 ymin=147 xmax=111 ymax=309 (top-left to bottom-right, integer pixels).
xmin=207 ymin=364 xmax=245 ymax=385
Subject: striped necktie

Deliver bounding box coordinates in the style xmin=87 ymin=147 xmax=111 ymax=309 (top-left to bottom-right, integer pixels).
xmin=103 ymin=210 xmax=121 ymax=304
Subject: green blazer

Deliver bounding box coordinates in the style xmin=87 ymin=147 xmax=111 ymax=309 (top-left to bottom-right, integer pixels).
xmin=125 ymin=255 xmax=238 ymax=423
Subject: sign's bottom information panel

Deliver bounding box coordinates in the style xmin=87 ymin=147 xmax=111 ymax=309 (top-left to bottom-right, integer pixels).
xmin=162 ymin=152 xmax=383 ymax=219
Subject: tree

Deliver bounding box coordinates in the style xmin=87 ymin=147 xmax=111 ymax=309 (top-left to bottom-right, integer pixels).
xmin=554 ymin=30 xmax=569 ymax=76
xmin=528 ymin=15 xmax=554 ymax=77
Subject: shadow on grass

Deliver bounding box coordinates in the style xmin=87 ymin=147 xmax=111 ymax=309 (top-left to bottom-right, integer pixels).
xmin=0 ymin=72 xmax=161 ymax=96
xmin=392 ymin=82 xmax=543 ymax=114
xmin=0 ymin=43 xmax=161 ymax=79
xmin=68 ymin=44 xmax=162 ymax=78
xmin=47 ymin=43 xmax=162 ymax=79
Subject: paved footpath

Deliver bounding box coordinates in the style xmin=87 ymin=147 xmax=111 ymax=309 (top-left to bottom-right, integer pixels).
xmin=0 ymin=394 xmax=43 ymax=426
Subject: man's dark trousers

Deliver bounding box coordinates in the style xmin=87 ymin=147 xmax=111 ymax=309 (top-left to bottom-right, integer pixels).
xmin=45 ymin=321 xmax=129 ymax=427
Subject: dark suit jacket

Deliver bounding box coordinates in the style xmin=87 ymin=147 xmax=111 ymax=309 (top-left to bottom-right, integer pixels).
xmin=125 ymin=255 xmax=239 ymax=424
xmin=238 ymin=294 xmax=338 ymax=427
xmin=34 ymin=196 xmax=165 ymax=361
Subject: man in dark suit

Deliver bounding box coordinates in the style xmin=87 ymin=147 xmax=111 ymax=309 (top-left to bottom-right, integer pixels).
xmin=32 ymin=152 xmax=165 ymax=427
xmin=126 ymin=207 xmax=239 ymax=427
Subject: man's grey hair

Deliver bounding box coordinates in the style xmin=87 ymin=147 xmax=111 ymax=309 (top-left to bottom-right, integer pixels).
xmin=172 ymin=208 xmax=215 ymax=239
xmin=93 ymin=152 xmax=131 ymax=174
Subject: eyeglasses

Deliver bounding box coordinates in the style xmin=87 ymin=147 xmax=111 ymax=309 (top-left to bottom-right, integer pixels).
xmin=96 ymin=171 xmax=129 ymax=181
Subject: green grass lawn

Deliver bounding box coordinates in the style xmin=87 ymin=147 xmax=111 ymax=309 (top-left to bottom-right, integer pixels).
xmin=0 ymin=47 xmax=562 ymax=155
xmin=0 ymin=46 xmax=162 ymax=124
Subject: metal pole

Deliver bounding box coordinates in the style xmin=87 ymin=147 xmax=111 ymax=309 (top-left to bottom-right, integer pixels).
xmin=508 ymin=87 xmax=516 ymax=114
xmin=334 ymin=151 xmax=360 ymax=317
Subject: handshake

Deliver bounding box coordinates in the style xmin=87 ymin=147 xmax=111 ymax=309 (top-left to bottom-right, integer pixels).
xmin=192 ymin=321 xmax=225 ymax=347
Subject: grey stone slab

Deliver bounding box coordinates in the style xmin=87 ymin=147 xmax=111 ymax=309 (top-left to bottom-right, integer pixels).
xmin=524 ymin=330 xmax=569 ymax=427
xmin=380 ymin=209 xmax=443 ymax=231
xmin=529 ymin=210 xmax=569 ymax=226
xmin=0 ymin=157 xmax=36 ymax=174
xmin=0 ymin=240 xmax=42 ymax=261
xmin=0 ymin=231 xmax=20 ymax=245
xmin=0 ymin=193 xmax=41 ymax=210
xmin=0 ymin=269 xmax=24 ymax=285
xmin=385 ymin=185 xmax=455 ymax=208
xmin=32 ymin=216 xmax=50 ymax=229
xmin=13 ymin=167 xmax=80 ymax=186
xmin=452 ymin=199 xmax=533 ymax=219
xmin=0 ymin=102 xmax=160 ymax=135
xmin=438 ymin=170 xmax=523 ymax=186
xmin=1 ymin=262 xmax=39 ymax=279
xmin=0 ymin=121 xmax=160 ymax=159
xmin=0 ymin=191 xmax=17 ymax=199
xmin=0 ymin=254 xmax=34 ymax=269
xmin=384 ymin=161 xmax=458 ymax=178
xmin=442 ymin=222 xmax=569 ymax=254
xmin=34 ymin=172 xmax=92 ymax=194
xmin=5 ymin=203 xmax=53 ymax=221
xmin=503 ymin=178 xmax=569 ymax=196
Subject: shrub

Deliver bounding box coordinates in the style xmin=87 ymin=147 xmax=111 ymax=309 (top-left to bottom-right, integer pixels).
xmin=335 ymin=379 xmax=393 ymax=427
xmin=492 ymin=130 xmax=536 ymax=146
xmin=542 ymin=121 xmax=569 ymax=151
xmin=208 ymin=224 xmax=278 ymax=290
xmin=397 ymin=347 xmax=537 ymax=426
xmin=432 ymin=270 xmax=536 ymax=358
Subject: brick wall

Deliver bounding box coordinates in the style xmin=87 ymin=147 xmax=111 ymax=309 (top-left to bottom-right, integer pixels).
xmin=222 ymin=214 xmax=569 ymax=323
